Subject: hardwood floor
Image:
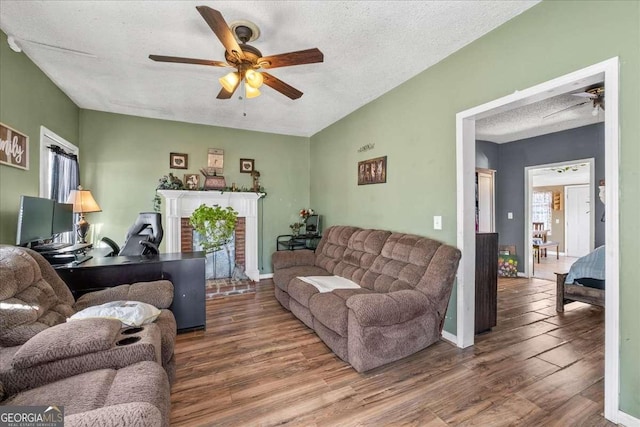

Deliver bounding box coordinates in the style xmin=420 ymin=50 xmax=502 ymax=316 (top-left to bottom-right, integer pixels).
xmin=532 ymin=254 xmax=578 ymax=281
xmin=170 ymin=278 xmax=611 ymax=426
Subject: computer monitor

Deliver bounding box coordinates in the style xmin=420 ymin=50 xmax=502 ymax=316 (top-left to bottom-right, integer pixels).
xmin=52 ymin=202 xmax=74 ymax=235
xmin=16 ymin=196 xmax=54 ymax=246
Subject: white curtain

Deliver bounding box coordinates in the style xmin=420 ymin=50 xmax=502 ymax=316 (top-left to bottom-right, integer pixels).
xmin=48 ymin=145 xmax=80 ymax=242
xmin=532 ymin=191 xmax=552 ymax=231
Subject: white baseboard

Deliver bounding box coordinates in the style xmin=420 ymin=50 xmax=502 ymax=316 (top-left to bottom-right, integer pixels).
xmin=441 ymin=330 xmax=457 ymax=345
xmin=259 ymin=273 xmax=274 ymax=280
xmin=618 ymin=410 xmax=640 ymax=427
xmin=517 ymin=272 xmax=527 ymax=278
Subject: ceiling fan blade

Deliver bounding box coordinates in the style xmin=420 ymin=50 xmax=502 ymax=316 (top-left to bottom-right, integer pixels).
xmin=261 ymin=72 xmax=303 ymax=99
xmin=259 ymin=48 xmax=324 ymax=69
xmin=572 ymin=92 xmax=598 ymax=99
xmin=149 ymin=55 xmax=228 ymax=67
xmin=543 ymin=101 xmax=589 ymax=119
xmin=196 ymin=6 xmax=244 ymax=60
xmin=216 ymin=74 xmax=241 ymax=99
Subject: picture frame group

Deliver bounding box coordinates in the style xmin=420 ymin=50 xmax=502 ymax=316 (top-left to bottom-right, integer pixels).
xmin=358 ymin=156 xmax=387 ymax=185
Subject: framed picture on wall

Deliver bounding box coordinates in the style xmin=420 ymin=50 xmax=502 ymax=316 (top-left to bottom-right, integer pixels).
xmin=240 ymin=158 xmax=254 ymax=173
xmin=170 ymin=152 xmax=188 ymax=169
xmin=0 ymin=123 xmax=29 ymax=170
xmin=358 ymin=156 xmax=387 ymax=185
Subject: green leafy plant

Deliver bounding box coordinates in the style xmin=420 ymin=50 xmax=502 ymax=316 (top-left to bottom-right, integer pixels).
xmin=189 ymin=204 xmax=238 ymax=253
xmin=154 ymin=173 xmax=185 ymax=212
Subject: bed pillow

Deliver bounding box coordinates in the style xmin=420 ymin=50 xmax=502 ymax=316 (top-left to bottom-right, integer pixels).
xmin=68 ymin=301 xmax=161 ymax=327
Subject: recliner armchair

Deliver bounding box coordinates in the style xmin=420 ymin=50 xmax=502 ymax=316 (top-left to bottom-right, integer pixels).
xmin=102 ymin=212 xmax=164 ymax=256
xmin=0 ymin=245 xmax=177 ymax=394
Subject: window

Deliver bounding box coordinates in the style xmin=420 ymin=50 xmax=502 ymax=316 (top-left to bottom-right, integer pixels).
xmin=532 ymin=191 xmax=552 ymax=231
xmin=40 ymin=126 xmax=79 ymax=242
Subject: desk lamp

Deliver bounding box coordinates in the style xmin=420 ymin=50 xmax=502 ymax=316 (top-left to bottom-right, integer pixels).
xmin=66 ymin=186 xmax=101 ymax=243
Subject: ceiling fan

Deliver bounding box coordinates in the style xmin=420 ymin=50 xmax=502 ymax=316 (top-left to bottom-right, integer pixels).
xmin=149 ymin=6 xmax=323 ymax=100
xmin=543 ymin=86 xmax=605 ymax=119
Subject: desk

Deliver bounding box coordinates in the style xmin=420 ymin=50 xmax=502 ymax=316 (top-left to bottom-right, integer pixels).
xmin=55 ymin=252 xmax=206 ymax=332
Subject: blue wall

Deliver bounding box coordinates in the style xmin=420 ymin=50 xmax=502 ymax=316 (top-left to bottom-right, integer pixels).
xmin=477 ymin=123 xmax=605 ymax=269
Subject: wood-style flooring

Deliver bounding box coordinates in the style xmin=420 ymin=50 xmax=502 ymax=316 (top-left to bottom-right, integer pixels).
xmin=171 ymin=277 xmax=611 ymax=426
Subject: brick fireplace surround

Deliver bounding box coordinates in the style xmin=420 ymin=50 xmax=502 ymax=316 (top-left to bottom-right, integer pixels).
xmin=157 ymin=190 xmax=263 ymax=281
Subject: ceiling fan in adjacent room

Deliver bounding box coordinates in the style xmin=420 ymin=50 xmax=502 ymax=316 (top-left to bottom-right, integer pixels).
xmin=543 ymin=86 xmax=605 ymax=119
xmin=149 ymin=6 xmax=323 ymax=100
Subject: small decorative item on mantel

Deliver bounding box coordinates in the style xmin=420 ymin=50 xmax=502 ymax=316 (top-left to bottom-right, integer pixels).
xmin=251 ymin=170 xmax=261 ymax=192
xmin=200 ymin=168 xmax=227 ymax=190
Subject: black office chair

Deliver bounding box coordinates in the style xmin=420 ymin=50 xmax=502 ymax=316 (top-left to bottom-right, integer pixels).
xmin=101 ymin=212 xmax=163 ymax=256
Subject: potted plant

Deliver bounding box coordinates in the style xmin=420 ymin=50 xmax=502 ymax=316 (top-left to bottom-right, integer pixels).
xmin=189 ymin=204 xmax=238 ymax=278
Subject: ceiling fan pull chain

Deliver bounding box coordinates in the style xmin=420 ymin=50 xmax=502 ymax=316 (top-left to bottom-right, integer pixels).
xmin=243 ymin=80 xmax=247 ymax=117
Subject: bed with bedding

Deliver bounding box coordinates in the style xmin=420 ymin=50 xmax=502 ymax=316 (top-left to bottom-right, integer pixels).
xmin=555 ymin=246 xmax=605 ymax=312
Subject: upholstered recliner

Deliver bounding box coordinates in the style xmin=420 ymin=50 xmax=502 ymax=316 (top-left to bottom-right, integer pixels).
xmin=0 ymin=245 xmax=177 ymax=394
xmin=272 ymin=226 xmax=461 ymax=372
xmin=1 ymin=361 xmax=171 ymax=427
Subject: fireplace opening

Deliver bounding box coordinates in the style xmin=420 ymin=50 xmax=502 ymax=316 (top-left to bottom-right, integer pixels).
xmin=193 ymin=231 xmax=235 ymax=279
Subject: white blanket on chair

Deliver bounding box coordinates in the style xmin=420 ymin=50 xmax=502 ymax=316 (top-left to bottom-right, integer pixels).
xmin=297 ymin=275 xmax=361 ymax=293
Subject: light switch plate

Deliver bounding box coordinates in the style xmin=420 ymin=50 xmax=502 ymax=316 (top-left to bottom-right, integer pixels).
xmin=434 ymin=216 xmax=442 ymax=230
xmin=508 ymin=212 xmax=513 ymax=219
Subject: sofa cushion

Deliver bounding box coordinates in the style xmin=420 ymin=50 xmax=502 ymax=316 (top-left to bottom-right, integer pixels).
xmin=12 ymin=318 xmax=121 ymax=369
xmin=333 ymin=229 xmax=391 ymax=284
xmin=272 ymin=266 xmax=330 ymax=293
xmin=73 ymin=281 xmax=174 ymax=311
xmin=360 ymin=233 xmax=443 ymax=292
xmin=309 ymin=288 xmax=373 ymax=337
xmin=0 ymin=246 xmax=75 ymax=347
xmin=314 ymin=226 xmax=360 ymax=273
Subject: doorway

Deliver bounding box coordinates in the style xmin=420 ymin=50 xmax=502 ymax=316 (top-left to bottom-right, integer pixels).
xmin=524 ymin=158 xmax=595 ymax=279
xmin=456 ymin=57 xmax=619 ymax=421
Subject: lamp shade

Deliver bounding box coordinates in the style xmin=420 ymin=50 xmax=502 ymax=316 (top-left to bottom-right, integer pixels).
xmin=219 ymin=72 xmax=240 ymax=93
xmin=245 ymin=83 xmax=261 ymax=99
xmin=66 ymin=188 xmax=101 ymax=213
xmin=245 ymin=69 xmax=263 ymax=89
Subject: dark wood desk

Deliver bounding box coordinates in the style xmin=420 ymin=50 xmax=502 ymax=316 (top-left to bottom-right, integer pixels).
xmin=55 ymin=252 xmax=206 ymax=333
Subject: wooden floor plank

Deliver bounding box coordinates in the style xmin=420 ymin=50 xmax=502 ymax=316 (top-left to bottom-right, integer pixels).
xmin=170 ymin=278 xmax=609 ymax=426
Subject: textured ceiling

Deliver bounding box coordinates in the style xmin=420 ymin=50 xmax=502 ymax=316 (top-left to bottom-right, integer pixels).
xmin=532 ymin=162 xmax=591 ymax=187
xmin=0 ymin=1 xmax=539 ymax=137
xmin=476 ymin=87 xmax=605 ymax=144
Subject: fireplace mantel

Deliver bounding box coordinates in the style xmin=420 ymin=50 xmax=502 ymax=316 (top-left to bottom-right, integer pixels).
xmin=157 ymin=190 xmax=264 ymax=281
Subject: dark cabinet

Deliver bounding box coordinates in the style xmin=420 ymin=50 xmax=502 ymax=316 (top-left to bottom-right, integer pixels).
xmin=475 ymin=233 xmax=498 ymax=334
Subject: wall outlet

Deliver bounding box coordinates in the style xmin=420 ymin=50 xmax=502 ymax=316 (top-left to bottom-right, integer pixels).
xmin=433 ymin=216 xmax=442 ymax=230
xmin=507 ymin=212 xmax=513 ymax=219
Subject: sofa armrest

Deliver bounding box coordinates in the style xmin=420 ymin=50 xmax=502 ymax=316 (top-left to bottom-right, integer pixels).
xmin=65 ymin=402 xmax=163 ymax=427
xmin=346 ymin=290 xmax=433 ymax=327
xmin=12 ymin=318 xmax=121 ymax=369
xmin=272 ymin=250 xmax=316 ymax=270
xmin=74 ymin=280 xmax=174 ymax=311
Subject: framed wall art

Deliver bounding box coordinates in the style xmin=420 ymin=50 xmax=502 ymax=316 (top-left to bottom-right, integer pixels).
xmin=184 ymin=173 xmax=199 ymax=190
xmin=170 ymin=152 xmax=188 ymax=169
xmin=358 ymin=156 xmax=387 ymax=185
xmin=240 ymin=158 xmax=254 ymax=173
xmin=0 ymin=122 xmax=29 ymax=170
xmin=208 ymin=148 xmax=224 ymax=174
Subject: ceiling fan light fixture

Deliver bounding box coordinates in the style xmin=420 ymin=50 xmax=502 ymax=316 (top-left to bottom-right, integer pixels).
xmin=219 ymin=71 xmax=240 ymax=93
xmin=245 ymin=69 xmax=263 ymax=89
xmin=245 ymin=83 xmax=261 ymax=99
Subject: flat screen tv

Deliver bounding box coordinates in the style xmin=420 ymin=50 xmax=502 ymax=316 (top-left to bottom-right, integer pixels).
xmin=52 ymin=202 xmax=74 ymax=235
xmin=16 ymin=196 xmax=54 ymax=246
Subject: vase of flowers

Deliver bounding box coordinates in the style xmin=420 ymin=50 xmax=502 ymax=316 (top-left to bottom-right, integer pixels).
xmin=289 ymin=222 xmax=304 ymax=237
xmin=299 ymin=208 xmax=314 ymax=220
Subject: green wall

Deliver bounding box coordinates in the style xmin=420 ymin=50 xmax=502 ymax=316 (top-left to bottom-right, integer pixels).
xmin=0 ymin=31 xmax=80 ymax=243
xmin=310 ymin=0 xmax=640 ymax=417
xmin=79 ymin=110 xmax=309 ymax=273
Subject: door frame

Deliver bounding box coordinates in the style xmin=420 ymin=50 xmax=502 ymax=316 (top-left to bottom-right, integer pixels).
xmin=524 ymin=158 xmax=594 ymax=277
xmin=455 ymin=57 xmax=619 ymax=421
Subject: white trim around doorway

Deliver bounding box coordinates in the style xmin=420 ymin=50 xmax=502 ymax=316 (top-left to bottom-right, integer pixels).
xmin=454 ymin=57 xmax=620 ymax=422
